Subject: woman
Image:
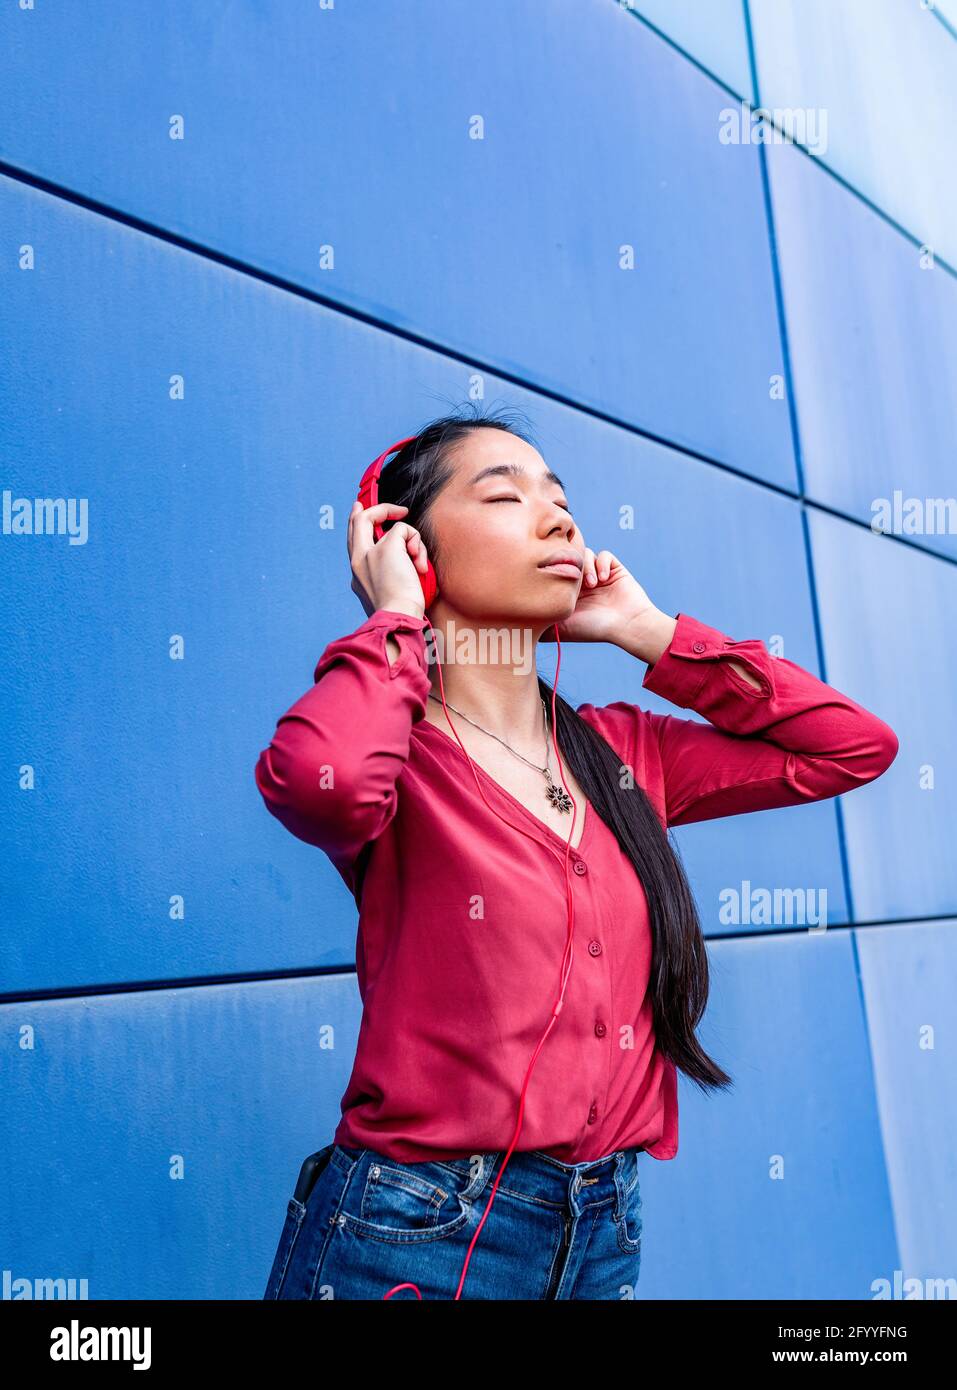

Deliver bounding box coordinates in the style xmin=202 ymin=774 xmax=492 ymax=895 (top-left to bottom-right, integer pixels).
xmin=255 ymin=405 xmax=898 ymax=1300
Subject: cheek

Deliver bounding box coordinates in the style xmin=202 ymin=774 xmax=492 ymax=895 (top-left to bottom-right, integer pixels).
xmin=441 ymin=516 xmax=517 ymax=580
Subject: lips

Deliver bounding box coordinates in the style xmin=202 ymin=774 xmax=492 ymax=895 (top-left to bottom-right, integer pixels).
xmin=538 ymin=553 xmax=583 ymax=579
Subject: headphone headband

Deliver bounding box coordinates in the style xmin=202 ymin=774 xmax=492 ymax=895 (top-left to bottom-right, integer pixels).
xmin=356 ymin=436 xmax=418 ymax=513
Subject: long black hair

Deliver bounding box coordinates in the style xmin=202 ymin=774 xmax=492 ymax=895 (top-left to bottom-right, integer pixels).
xmin=375 ymin=402 xmax=732 ymax=1092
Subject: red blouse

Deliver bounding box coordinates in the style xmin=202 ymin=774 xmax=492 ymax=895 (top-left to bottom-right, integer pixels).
xmin=254 ymin=609 xmax=898 ymax=1164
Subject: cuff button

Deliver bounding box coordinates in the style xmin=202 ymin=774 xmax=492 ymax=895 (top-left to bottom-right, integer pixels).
xmin=692 ymin=640 xmax=706 ymax=654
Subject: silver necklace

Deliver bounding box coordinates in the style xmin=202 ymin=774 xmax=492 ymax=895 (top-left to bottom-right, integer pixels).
xmin=426 ymin=692 xmax=573 ymax=813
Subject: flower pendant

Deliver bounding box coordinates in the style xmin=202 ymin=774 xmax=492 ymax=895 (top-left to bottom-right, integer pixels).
xmin=544 ymin=774 xmax=574 ymax=813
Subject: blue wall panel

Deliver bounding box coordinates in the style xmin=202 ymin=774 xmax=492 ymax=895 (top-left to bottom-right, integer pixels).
xmin=622 ymin=0 xmax=754 ymax=97
xmin=636 ymin=930 xmax=897 ymax=1299
xmin=0 ymin=0 xmax=795 ymax=488
xmin=808 ymin=511 xmax=957 ymax=922
xmin=856 ymin=919 xmax=957 ymax=1282
xmin=767 ymin=140 xmax=957 ymax=563
xmin=0 ymin=974 xmax=361 ymax=1299
xmin=750 ymin=0 xmax=957 ymax=266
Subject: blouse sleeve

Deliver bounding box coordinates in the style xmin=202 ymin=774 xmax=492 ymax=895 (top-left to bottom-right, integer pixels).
xmin=577 ymin=612 xmax=899 ymax=828
xmin=254 ymin=609 xmax=432 ymax=873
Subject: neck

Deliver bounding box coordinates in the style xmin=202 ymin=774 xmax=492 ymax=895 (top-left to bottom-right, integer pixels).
xmin=424 ymin=610 xmax=553 ymax=745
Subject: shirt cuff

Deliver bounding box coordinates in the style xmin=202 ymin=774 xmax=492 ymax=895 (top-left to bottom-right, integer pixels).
xmin=311 ymin=608 xmax=432 ymax=687
xmin=641 ymin=612 xmax=766 ymax=709
xmin=360 ymin=608 xmax=430 ymax=632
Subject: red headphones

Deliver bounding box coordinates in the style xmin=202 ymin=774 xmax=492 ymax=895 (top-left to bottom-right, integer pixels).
xmin=357 ymin=437 xmax=580 ymax=1301
xmin=356 ymin=437 xmax=439 ymax=608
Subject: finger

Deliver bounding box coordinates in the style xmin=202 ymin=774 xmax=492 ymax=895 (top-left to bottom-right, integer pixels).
xmin=595 ymin=549 xmax=615 ymax=581
xmin=361 ymin=502 xmax=410 ymax=520
xmin=357 ymin=518 xmax=423 ymax=586
xmin=351 ymin=502 xmax=410 ymax=556
xmin=347 ymin=499 xmax=361 ymax=556
xmin=583 ymin=546 xmax=598 ymax=587
xmin=407 ymin=531 xmax=429 ymax=575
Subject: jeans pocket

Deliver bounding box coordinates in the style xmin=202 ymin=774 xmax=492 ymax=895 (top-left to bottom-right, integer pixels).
xmin=345 ymin=1155 xmax=473 ymax=1245
xmin=616 ymin=1174 xmax=643 ymax=1256
xmin=262 ymin=1196 xmax=309 ymax=1299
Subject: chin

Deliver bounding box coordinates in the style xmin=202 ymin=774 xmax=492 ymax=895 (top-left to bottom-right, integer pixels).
xmin=469 ymin=576 xmax=578 ymax=625
xmin=532 ymin=594 xmax=579 ymax=628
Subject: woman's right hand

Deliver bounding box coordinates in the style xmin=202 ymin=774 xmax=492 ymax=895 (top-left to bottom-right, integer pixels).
xmin=348 ymin=500 xmax=430 ymax=620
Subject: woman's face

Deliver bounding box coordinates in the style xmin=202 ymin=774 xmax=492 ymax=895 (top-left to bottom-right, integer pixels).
xmin=425 ymin=428 xmax=586 ymax=625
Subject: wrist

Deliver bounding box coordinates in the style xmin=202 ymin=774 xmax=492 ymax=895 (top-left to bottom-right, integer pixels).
xmin=375 ymin=598 xmax=426 ymax=621
xmin=615 ymin=608 xmax=677 ymax=665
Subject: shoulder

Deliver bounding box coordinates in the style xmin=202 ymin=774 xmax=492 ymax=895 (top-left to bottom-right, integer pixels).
xmin=575 ymin=700 xmax=667 ymax=822
xmin=575 ymin=699 xmax=664 ymax=771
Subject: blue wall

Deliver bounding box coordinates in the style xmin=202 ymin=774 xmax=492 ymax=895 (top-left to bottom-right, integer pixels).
xmin=2 ymin=0 xmax=954 ymax=1299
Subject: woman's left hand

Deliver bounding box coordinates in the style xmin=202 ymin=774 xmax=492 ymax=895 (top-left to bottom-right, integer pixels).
xmin=539 ymin=548 xmax=649 ymax=643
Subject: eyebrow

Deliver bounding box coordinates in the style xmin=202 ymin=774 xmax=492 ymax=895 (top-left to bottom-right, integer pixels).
xmin=466 ymin=462 xmax=566 ymax=491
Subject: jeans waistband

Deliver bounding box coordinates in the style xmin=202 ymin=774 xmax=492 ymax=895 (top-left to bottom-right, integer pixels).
xmin=489 ymin=1147 xmax=640 ymax=1209
xmin=331 ymin=1143 xmax=642 ymax=1214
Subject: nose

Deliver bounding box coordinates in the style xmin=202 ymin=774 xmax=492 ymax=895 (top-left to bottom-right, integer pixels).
xmin=545 ymin=503 xmax=576 ymax=542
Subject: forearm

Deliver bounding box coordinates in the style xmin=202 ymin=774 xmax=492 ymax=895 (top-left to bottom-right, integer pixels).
xmin=254 ymin=608 xmax=431 ymax=852
xmin=375 ymin=600 xmax=425 ymax=668
xmin=615 ymin=607 xmax=762 ymax=690
xmin=641 ymin=613 xmax=898 ymax=803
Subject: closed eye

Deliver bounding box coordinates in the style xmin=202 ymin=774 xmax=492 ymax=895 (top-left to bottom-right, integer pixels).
xmin=488 ymin=496 xmax=572 ymax=511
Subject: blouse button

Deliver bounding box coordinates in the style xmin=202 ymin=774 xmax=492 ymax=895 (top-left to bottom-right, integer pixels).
xmin=594 ymin=1021 xmax=607 ymax=1038
xmin=692 ymin=640 xmax=706 ymax=654
xmin=573 ymin=860 xmax=587 ymax=876
xmin=587 ymin=940 xmax=603 ymax=957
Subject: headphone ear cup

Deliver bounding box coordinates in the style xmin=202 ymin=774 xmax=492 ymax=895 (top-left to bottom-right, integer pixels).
xmin=420 ymin=560 xmax=438 ymax=607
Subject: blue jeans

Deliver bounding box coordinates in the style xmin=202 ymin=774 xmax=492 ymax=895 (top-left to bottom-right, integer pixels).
xmin=263 ymin=1142 xmax=644 ymax=1300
